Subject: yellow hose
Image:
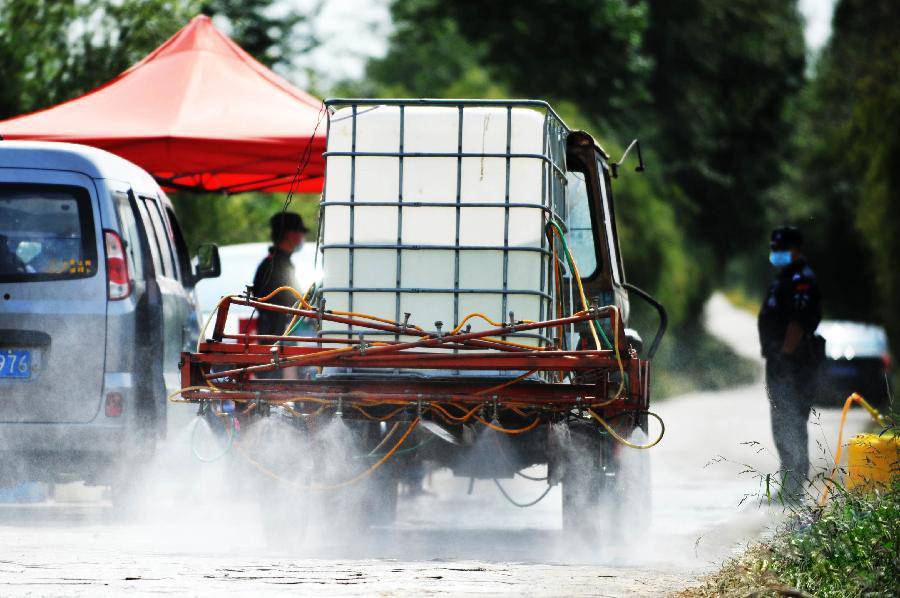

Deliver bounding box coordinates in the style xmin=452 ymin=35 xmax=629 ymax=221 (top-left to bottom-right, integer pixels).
xmin=818 ymin=393 xmax=889 ymax=506
xmin=587 ymin=408 xmax=665 ymax=449
xmin=546 ymin=225 xmax=626 ymax=402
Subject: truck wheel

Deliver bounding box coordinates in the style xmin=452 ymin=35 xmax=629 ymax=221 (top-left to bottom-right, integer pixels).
xmin=560 ymin=420 xmax=617 ymax=541
xmin=362 ymin=463 xmax=399 ymax=527
xmin=258 ymin=475 xmax=309 ymax=550
xmin=617 ymin=428 xmax=652 ymax=536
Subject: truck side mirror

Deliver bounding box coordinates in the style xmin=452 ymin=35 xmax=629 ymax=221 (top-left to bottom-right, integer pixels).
xmin=194 ymin=243 xmax=221 ymax=282
xmin=610 ymin=139 xmax=645 ymax=178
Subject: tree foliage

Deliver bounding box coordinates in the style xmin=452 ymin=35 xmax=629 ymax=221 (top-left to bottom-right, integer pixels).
xmin=362 ymin=0 xmax=805 ymax=328
xmin=200 ymin=0 xmax=318 ymax=69
xmin=0 ymin=0 xmax=316 ymax=121
xmin=0 ymin=0 xmax=319 ymax=253
xmin=0 ymin=0 xmax=200 ymax=120
xmin=797 ymin=0 xmax=900 ymax=347
xmin=645 ymin=0 xmax=806 ymax=260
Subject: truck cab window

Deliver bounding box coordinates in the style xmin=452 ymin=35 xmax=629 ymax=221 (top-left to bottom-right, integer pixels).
xmin=564 ymin=170 xmax=598 ymax=278
xmin=597 ymin=159 xmax=623 ymax=284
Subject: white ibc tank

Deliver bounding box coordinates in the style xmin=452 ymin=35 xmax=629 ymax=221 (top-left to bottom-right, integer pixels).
xmin=320 ymin=103 xmax=564 ymax=348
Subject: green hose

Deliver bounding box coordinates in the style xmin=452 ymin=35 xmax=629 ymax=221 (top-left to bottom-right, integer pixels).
xmin=190 ymin=416 xmax=235 ymax=463
xmin=546 ymin=220 xmax=614 ymax=349
xmin=355 ymin=434 xmax=436 ymax=459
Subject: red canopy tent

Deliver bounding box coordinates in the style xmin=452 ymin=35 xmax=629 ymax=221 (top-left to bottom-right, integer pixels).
xmin=0 ymin=15 xmax=325 ymax=194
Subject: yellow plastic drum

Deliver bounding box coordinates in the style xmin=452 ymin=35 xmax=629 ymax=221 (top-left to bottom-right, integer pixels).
xmin=846 ymin=432 xmax=900 ymax=491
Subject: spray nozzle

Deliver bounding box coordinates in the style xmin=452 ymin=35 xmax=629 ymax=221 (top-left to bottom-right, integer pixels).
xmin=256 ymin=395 xmax=271 ymax=417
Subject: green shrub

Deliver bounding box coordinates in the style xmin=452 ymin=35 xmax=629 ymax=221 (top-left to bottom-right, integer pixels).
xmin=767 ymin=478 xmax=900 ymax=597
xmin=683 ymin=471 xmax=899 ymax=597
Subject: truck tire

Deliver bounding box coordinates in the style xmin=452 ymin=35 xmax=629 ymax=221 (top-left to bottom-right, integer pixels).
xmin=258 ymin=474 xmax=310 ymax=550
xmin=561 ymin=420 xmax=617 ymax=540
xmin=617 ymin=422 xmax=652 ymax=536
xmin=561 ymin=417 xmax=652 ymax=542
xmin=362 ymin=463 xmax=399 ymax=527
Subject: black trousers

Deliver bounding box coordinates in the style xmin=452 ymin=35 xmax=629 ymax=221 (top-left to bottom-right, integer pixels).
xmin=765 ymin=358 xmax=814 ymax=496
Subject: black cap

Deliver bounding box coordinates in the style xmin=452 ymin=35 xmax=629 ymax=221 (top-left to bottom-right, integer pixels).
xmin=270 ymin=211 xmax=308 ymax=242
xmin=770 ymin=226 xmax=803 ymax=250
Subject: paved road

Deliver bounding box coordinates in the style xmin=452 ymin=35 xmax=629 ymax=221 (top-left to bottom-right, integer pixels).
xmin=0 ymin=295 xmax=869 ymax=596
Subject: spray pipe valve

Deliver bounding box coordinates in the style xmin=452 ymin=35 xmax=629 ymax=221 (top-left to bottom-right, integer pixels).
xmin=416 ymin=395 xmax=425 ymax=417
xmin=316 ymin=297 xmax=326 ymax=331
xmin=464 ymin=324 xmax=472 ymax=333
xmin=270 ymin=345 xmax=281 ymax=369
xmin=434 ymin=321 xmax=444 ymax=339
xmin=574 ymin=396 xmax=585 ymax=418
xmin=197 ymin=400 xmax=211 ymax=417
xmin=400 ymin=312 xmax=411 ymax=334
xmin=255 ymin=395 xmax=271 ymax=417
xmin=357 ymin=333 xmax=368 ymax=354
xmin=508 ymin=311 xmax=516 ymax=325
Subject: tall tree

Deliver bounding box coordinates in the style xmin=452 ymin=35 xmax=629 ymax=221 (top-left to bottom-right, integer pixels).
xmin=374 ymin=1 xmax=805 ymax=259
xmin=365 ymin=0 xmax=651 ymax=126
xmin=644 ymin=0 xmax=806 ymax=263
xmin=798 ymin=0 xmax=900 ymax=346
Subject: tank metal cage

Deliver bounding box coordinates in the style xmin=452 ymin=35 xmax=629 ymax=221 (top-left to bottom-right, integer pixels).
xmin=317 ymin=98 xmax=574 ymax=350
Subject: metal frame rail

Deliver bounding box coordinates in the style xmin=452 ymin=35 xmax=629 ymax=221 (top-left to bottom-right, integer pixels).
xmin=180 ymin=295 xmax=650 ymax=415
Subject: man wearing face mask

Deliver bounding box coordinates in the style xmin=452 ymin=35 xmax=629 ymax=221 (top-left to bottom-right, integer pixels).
xmin=253 ymin=211 xmax=307 ymax=343
xmin=758 ymin=226 xmax=824 ymax=500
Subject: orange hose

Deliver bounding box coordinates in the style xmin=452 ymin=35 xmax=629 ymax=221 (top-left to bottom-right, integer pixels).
xmin=473 ymin=414 xmax=541 ymax=435
xmin=429 ymin=403 xmax=482 ymax=423
xmin=354 ymin=404 xmax=407 ymax=421
xmin=473 ymin=370 xmax=537 ymax=396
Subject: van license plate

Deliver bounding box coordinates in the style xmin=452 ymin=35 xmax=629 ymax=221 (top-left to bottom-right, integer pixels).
xmin=0 ymin=349 xmax=31 ymax=379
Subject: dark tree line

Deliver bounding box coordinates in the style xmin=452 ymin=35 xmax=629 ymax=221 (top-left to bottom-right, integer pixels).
xmin=2 ymin=0 xmax=897 ymax=351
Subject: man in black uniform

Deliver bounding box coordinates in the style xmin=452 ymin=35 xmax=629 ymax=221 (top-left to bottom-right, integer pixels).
xmin=758 ymin=226 xmax=823 ymax=500
xmin=252 ymin=212 xmax=308 ymax=342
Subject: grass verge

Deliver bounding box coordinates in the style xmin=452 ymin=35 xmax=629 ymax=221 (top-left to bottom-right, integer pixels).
xmin=678 ymin=476 xmax=899 ymax=597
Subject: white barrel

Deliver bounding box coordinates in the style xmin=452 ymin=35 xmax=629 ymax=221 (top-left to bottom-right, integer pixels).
xmin=319 ymin=103 xmax=566 ymax=349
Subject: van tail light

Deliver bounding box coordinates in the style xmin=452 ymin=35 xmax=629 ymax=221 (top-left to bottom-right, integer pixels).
xmin=104 ymin=230 xmax=131 ymax=300
xmin=881 ymin=353 xmax=892 ymax=372
xmin=105 ymin=392 xmax=124 ymax=417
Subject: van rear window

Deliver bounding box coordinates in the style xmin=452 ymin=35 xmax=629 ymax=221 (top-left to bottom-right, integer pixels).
xmin=0 ymin=184 xmax=98 ymax=282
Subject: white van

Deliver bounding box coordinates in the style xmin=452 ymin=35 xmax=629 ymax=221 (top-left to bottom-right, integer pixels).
xmin=0 ymin=141 xmax=220 ymax=498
